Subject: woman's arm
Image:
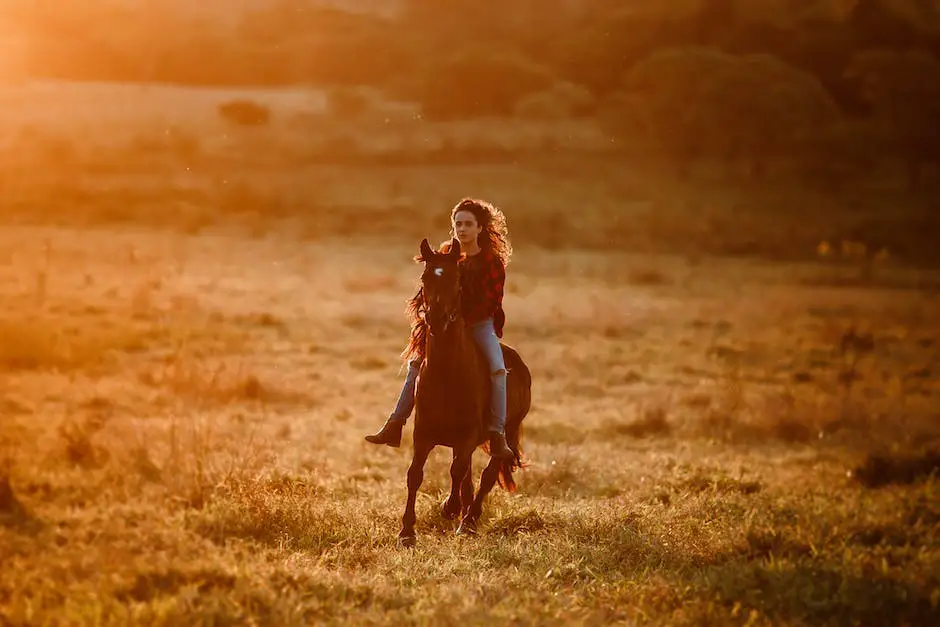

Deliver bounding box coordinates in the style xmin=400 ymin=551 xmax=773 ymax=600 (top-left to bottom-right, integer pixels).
xmin=480 ymin=256 xmax=505 ymax=319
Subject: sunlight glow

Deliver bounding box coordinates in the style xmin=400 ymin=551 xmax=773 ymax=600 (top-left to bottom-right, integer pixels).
xmin=1 ymin=2 xmax=938 ymax=624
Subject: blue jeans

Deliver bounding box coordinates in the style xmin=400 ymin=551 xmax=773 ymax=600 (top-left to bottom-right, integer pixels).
xmin=389 ymin=318 xmax=507 ymax=433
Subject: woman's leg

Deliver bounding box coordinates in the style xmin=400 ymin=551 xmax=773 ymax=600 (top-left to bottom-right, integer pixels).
xmin=389 ymin=358 xmax=422 ymax=422
xmin=365 ymin=358 xmax=420 ymax=447
xmin=470 ymin=319 xmax=508 ymax=436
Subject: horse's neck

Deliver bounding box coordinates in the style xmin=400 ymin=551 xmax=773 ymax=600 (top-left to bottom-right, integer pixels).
xmin=425 ymin=326 xmax=473 ymax=375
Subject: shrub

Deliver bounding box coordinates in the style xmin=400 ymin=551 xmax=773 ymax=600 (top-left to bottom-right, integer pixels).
xmin=217 ymin=99 xmax=272 ymax=127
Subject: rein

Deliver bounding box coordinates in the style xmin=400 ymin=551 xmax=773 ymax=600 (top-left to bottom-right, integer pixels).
xmin=424 ymin=276 xmax=463 ymax=338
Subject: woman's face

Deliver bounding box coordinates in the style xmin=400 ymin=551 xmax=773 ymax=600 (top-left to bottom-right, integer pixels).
xmin=453 ymin=210 xmax=483 ymax=248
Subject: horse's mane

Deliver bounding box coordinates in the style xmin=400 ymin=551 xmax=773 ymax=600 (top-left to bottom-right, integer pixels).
xmin=400 ymin=286 xmax=427 ymax=364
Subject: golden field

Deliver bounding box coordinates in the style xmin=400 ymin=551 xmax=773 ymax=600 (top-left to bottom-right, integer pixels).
xmin=1 ymin=81 xmax=939 ymax=626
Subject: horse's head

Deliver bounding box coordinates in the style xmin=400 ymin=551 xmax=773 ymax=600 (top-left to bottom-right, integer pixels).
xmin=418 ymin=237 xmax=462 ymax=336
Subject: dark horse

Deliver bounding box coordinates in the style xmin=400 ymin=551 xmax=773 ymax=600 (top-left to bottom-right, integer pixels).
xmin=398 ymin=237 xmax=532 ymax=547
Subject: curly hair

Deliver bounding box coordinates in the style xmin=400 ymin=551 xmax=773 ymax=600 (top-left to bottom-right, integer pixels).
xmin=450 ymin=198 xmax=513 ymax=267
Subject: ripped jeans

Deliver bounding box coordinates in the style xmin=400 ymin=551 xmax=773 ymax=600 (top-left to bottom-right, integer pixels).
xmin=389 ymin=318 xmax=507 ymax=433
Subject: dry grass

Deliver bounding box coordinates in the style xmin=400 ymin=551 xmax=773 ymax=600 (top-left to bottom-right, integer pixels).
xmin=0 ymin=223 xmax=938 ymax=626
xmin=1 ymin=82 xmax=939 ymax=625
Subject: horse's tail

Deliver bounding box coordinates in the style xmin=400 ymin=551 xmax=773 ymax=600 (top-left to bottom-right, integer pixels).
xmin=496 ymin=421 xmax=525 ymax=493
xmin=497 ymin=347 xmax=532 ymax=493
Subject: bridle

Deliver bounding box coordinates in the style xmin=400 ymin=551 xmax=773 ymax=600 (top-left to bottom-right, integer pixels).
xmin=423 ymin=268 xmax=462 ymax=337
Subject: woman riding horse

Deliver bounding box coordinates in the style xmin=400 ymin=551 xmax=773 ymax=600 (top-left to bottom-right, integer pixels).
xmin=365 ymin=197 xmax=514 ymax=459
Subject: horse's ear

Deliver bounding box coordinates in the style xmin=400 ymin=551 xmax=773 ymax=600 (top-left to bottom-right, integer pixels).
xmin=419 ymin=238 xmax=434 ymax=261
xmin=449 ymin=238 xmax=461 ymax=259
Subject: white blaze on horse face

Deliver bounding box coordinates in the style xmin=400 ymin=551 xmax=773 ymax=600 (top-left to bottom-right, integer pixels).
xmin=434 ymin=267 xmax=443 ymax=277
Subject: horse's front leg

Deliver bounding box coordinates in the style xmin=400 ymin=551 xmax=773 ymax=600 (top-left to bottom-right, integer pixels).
xmin=457 ymin=454 xmax=502 ymax=536
xmin=460 ymin=463 xmax=475 ymax=518
xmin=399 ymin=440 xmax=434 ymax=548
xmin=441 ymin=448 xmax=472 ymax=520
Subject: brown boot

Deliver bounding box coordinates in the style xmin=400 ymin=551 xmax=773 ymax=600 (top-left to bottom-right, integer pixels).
xmin=488 ymin=431 xmax=513 ymax=459
xmin=365 ymin=418 xmax=405 ymax=447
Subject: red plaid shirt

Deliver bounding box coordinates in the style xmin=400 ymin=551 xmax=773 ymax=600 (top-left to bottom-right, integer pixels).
xmin=459 ymin=247 xmax=506 ymax=338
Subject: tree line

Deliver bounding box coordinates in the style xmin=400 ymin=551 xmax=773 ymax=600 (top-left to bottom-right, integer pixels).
xmin=9 ymin=0 xmax=940 ymax=182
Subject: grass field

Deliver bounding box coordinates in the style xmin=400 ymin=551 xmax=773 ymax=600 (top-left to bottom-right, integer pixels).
xmin=1 ymin=81 xmax=939 ymax=626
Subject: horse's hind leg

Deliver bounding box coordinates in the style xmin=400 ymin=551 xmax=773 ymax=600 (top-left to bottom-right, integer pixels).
xmin=460 ymin=460 xmax=475 ymax=518
xmin=399 ymin=441 xmax=433 ymax=548
xmin=457 ymin=455 xmax=501 ymax=536
xmin=441 ymin=449 xmax=472 ymax=520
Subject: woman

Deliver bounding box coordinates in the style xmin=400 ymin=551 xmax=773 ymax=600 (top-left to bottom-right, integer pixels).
xmin=365 ymin=197 xmax=514 ymax=459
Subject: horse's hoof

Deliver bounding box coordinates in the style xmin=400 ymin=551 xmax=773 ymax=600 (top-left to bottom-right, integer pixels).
xmin=397 ymin=534 xmax=417 ymax=549
xmin=456 ymin=521 xmax=477 ymax=537
xmin=441 ymin=501 xmax=460 ymax=520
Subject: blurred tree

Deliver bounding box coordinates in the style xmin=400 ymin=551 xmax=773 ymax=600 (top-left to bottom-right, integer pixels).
xmin=237 ymin=3 xmax=409 ymax=87
xmin=548 ymin=10 xmax=694 ymax=97
xmin=779 ymin=19 xmax=864 ymax=113
xmin=848 ymin=0 xmax=928 ymax=48
xmin=846 ymin=48 xmax=940 ymax=188
xmin=603 ymin=48 xmax=725 ymax=176
xmin=415 ymin=48 xmax=555 ymax=119
xmin=872 ymin=0 xmax=940 ymax=34
xmin=610 ymin=47 xmax=839 ymax=179
xmin=399 ymin=0 xmax=517 ymax=48
xmin=691 ymin=0 xmax=737 ymax=44
xmin=10 ymin=0 xmax=940 ymax=137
